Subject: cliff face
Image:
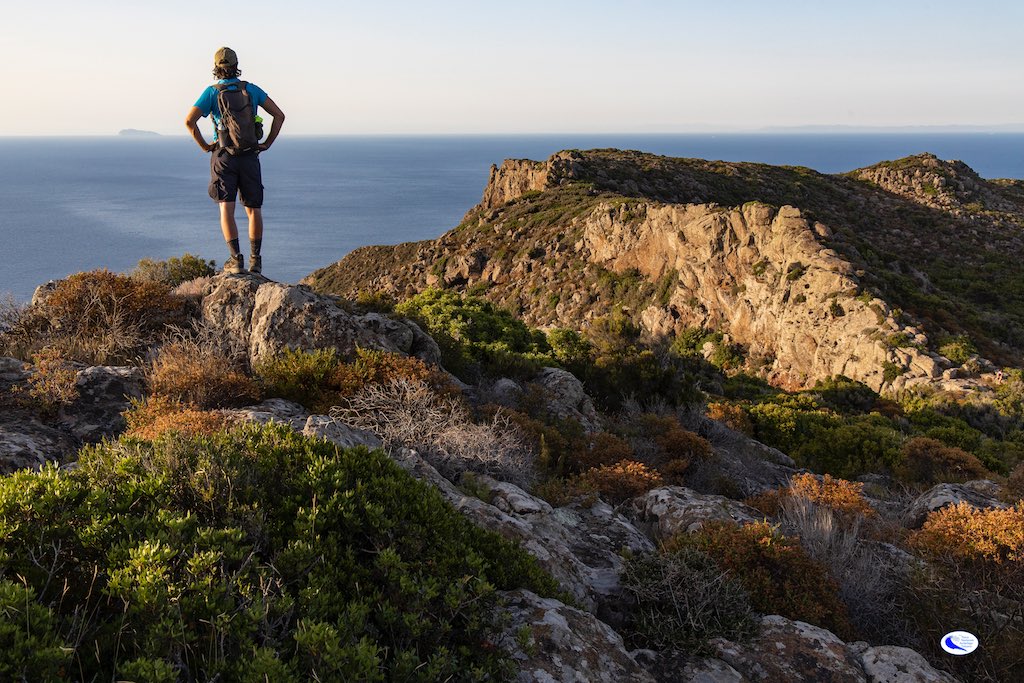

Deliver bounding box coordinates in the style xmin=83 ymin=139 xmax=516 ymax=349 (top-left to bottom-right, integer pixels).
xmin=305 ymin=149 xmax=1024 ymax=391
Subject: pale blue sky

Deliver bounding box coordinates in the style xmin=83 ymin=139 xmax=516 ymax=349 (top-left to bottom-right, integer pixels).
xmin=2 ymin=0 xmax=1021 ymax=134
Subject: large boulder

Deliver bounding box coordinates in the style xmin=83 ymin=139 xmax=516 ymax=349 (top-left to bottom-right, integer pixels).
xmin=199 ymin=275 xmax=440 ymax=367
xmin=390 ymin=448 xmax=654 ymax=624
xmin=902 ymin=481 xmax=1007 ymax=528
xmin=58 ymin=366 xmax=145 ymax=442
xmin=302 ymin=415 xmax=382 ymax=450
xmin=497 ymin=589 xmax=656 ymax=683
xmin=848 ymin=643 xmax=961 ymax=683
xmin=220 ymin=398 xmax=310 ymax=431
xmin=0 ymin=412 xmax=78 ymax=474
xmin=626 ymin=486 xmax=761 ymax=542
xmin=712 ymin=616 xmax=867 ymax=683
xmin=533 ymin=367 xmax=602 ymax=433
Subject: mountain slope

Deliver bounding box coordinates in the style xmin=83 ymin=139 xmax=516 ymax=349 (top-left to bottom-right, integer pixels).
xmin=304 ymin=149 xmax=1024 ymax=390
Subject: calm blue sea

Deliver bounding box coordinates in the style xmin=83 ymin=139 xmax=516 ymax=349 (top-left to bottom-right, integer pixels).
xmin=1 ymin=133 xmax=1023 ymax=301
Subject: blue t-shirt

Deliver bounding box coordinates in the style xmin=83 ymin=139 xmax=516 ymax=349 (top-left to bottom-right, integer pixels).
xmin=194 ymin=78 xmax=269 ymax=140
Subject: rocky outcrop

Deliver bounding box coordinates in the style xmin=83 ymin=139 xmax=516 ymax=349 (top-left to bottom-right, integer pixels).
xmin=533 ymin=367 xmax=602 ymax=433
xmin=307 ymin=149 xmax=1024 ymax=391
xmin=903 ymin=480 xmax=1007 ymax=528
xmin=498 ymin=589 xmax=656 ymax=683
xmin=849 ymin=643 xmax=961 ymax=683
xmin=0 ymin=412 xmax=77 ymax=474
xmin=58 ymin=365 xmax=145 ymax=442
xmin=626 ymin=486 xmax=761 ymax=541
xmin=198 ymin=274 xmax=441 ymax=367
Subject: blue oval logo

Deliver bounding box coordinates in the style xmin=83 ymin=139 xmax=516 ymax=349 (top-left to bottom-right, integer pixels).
xmin=940 ymin=631 xmax=979 ymax=656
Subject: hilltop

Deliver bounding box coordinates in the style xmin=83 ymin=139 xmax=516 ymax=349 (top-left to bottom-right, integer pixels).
xmin=305 ymin=149 xmax=1024 ymax=391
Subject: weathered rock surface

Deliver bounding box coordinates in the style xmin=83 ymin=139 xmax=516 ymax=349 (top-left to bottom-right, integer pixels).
xmin=59 ymin=366 xmax=145 ymax=442
xmin=712 ymin=616 xmax=868 ymax=683
xmin=902 ymin=481 xmax=1007 ymax=528
xmin=220 ymin=398 xmax=310 ymax=431
xmin=302 ymin=415 xmax=382 ymax=449
xmin=626 ymin=486 xmax=761 ymax=541
xmin=199 ymin=275 xmax=441 ymax=368
xmin=497 ymin=589 xmax=656 ymax=683
xmin=849 ymin=642 xmax=961 ymax=683
xmin=0 ymin=412 xmax=78 ymax=474
xmin=533 ymin=367 xmax=601 ymax=433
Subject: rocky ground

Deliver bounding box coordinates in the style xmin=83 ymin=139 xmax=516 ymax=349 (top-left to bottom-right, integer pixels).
xmin=2 ymin=272 xmax=1000 ymax=682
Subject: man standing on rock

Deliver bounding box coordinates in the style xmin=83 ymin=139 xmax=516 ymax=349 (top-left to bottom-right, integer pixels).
xmin=185 ymin=47 xmax=285 ymax=275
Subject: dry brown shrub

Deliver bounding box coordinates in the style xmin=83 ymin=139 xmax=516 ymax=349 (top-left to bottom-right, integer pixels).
xmin=11 ymin=349 xmax=80 ymax=417
xmin=897 ymin=436 xmax=989 ymax=486
xmin=575 ymin=460 xmax=664 ymax=504
xmin=913 ymin=501 xmax=1024 ymax=565
xmin=5 ymin=270 xmax=192 ymax=364
xmin=706 ymin=402 xmax=754 ymax=435
xmin=123 ymin=396 xmax=227 ymax=440
xmin=577 ymin=431 xmax=634 ymax=469
xmin=148 ymin=328 xmax=259 ymax=409
xmin=332 ymin=347 xmax=453 ymax=398
xmin=789 ymin=473 xmax=876 ymax=518
xmin=333 ymin=378 xmax=534 ymax=487
xmin=655 ymin=424 xmax=714 ymax=465
xmin=1007 ymin=462 xmax=1024 ymax=502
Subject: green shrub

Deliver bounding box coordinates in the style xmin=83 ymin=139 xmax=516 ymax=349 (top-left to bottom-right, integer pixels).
xmin=0 ymin=582 xmax=69 ymax=681
xmin=254 ymin=347 xmax=340 ymax=410
xmin=674 ymin=521 xmax=853 ymax=639
xmin=939 ymin=334 xmax=977 ymax=365
xmin=132 ymin=253 xmax=216 ymax=288
xmin=621 ymin=546 xmax=756 ymax=653
xmin=882 ymin=361 xmax=907 ymax=384
xmin=0 ymin=423 xmax=559 ymax=680
xmin=811 ymin=376 xmax=879 ymax=415
xmin=395 ymin=288 xmax=551 ymax=381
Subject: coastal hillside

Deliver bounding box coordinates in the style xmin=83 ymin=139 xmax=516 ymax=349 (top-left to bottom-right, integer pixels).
xmin=305 ymin=149 xmax=1024 ymax=391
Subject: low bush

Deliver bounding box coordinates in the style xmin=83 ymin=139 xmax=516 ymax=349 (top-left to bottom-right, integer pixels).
xmin=13 ymin=349 xmax=80 ymax=418
xmin=706 ymin=402 xmax=754 ymax=435
xmin=908 ymin=502 xmax=1024 ymax=682
xmin=131 ymin=253 xmax=216 ymax=288
xmin=896 ymin=436 xmax=989 ymax=486
xmin=674 ymin=521 xmax=854 ymax=639
xmin=122 ymin=396 xmax=228 ymax=440
xmin=149 ymin=330 xmax=259 ymax=409
xmin=395 ymin=288 xmax=551 ymax=381
xmin=254 ymin=347 xmax=341 ymax=410
xmin=0 ymin=423 xmax=559 ymax=680
xmin=333 ymin=378 xmax=535 ymax=488
xmin=574 ymin=460 xmax=664 ymax=504
xmin=1 ymin=270 xmax=191 ymax=364
xmin=621 ymin=546 xmax=756 ymax=653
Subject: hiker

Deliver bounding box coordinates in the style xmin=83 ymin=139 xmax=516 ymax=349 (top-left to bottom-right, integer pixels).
xmin=184 ymin=47 xmax=285 ymax=275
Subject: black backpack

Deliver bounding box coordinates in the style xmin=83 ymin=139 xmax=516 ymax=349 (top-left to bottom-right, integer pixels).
xmin=215 ymin=81 xmax=261 ymax=154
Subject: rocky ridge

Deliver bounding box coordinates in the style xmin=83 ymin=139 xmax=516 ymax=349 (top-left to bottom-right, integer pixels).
xmin=0 ymin=273 xmax=984 ymax=682
xmin=305 ymin=149 xmax=1024 ymax=391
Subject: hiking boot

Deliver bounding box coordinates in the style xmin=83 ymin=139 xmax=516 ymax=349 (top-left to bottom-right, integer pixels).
xmin=249 ymin=255 xmax=262 ymax=275
xmin=223 ymin=254 xmax=245 ymax=274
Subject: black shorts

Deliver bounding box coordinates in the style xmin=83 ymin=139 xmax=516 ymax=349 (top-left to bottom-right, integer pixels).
xmin=209 ymin=149 xmax=264 ymax=208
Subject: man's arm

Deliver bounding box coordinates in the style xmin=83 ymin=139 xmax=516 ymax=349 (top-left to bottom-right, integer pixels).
xmin=258 ymin=98 xmax=285 ymax=151
xmin=185 ymin=106 xmax=216 ymax=152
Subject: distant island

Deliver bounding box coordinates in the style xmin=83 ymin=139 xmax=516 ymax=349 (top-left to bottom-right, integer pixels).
xmin=117 ymin=129 xmax=160 ymax=137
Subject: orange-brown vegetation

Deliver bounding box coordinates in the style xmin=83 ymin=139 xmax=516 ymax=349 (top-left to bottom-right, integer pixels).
xmin=148 ymin=336 xmax=260 ymax=409
xmin=575 ymin=460 xmax=664 ymax=504
xmin=673 ymin=520 xmax=854 ymax=640
xmin=123 ymin=396 xmax=228 ymax=440
xmin=706 ymin=402 xmax=754 ymax=435
xmin=896 ymin=436 xmax=990 ymax=486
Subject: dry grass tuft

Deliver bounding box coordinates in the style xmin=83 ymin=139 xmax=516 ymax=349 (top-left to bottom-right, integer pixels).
xmin=123 ymin=395 xmax=228 ymax=440
xmin=148 ymin=326 xmax=259 ymax=409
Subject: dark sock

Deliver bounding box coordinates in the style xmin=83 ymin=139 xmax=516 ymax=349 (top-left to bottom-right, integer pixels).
xmin=227 ymin=238 xmax=241 ymax=257
xmin=250 ymin=238 xmax=262 ymax=257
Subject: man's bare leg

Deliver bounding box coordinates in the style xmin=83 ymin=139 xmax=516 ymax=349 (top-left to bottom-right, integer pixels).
xmin=219 ymin=201 xmax=239 ymax=242
xmin=245 ymin=206 xmax=263 ymax=242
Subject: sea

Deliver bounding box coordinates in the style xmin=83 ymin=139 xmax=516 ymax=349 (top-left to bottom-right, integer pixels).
xmin=2 ymin=133 xmax=1023 ymax=302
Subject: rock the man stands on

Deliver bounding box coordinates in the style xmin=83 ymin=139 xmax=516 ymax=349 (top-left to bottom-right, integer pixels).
xmin=185 ymin=47 xmax=285 ymax=275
